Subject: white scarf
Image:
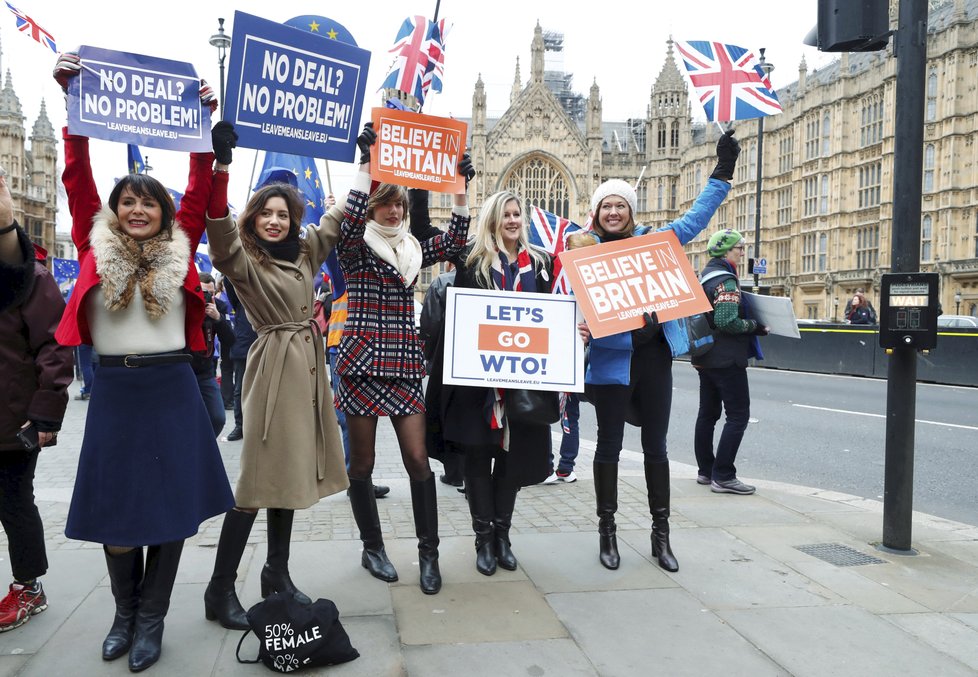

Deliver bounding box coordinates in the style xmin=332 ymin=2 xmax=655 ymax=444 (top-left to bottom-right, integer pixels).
xmin=363 ymin=219 xmax=423 ymax=286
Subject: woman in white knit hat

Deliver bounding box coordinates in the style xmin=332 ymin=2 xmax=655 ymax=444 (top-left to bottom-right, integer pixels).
xmin=580 ymin=130 xmax=740 ymax=573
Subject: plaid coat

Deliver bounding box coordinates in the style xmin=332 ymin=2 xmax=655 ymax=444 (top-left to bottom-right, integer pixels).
xmin=336 ymin=183 xmax=470 ymax=380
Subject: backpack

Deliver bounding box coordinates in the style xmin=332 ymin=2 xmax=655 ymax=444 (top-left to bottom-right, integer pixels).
xmin=686 ymin=269 xmax=736 ymax=357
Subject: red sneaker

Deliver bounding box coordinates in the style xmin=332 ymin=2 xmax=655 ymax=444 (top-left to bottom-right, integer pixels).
xmin=0 ymin=582 xmax=48 ymax=632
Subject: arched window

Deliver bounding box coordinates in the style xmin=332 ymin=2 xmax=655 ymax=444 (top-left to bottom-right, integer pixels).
xmin=657 ymin=182 xmax=664 ymax=211
xmin=921 ymin=215 xmax=932 ymax=261
xmin=923 ymin=144 xmax=935 ymax=192
xmin=822 ymin=113 xmax=831 ymax=156
xmin=502 ymin=156 xmax=571 ymax=218
xmin=657 ymin=122 xmax=667 ymax=149
xmin=695 ymin=166 xmax=702 ymax=191
xmin=926 ymin=69 xmax=938 ymax=121
xmin=670 ymin=122 xmax=680 ymax=148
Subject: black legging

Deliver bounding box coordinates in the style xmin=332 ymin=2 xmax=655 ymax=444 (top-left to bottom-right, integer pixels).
xmin=346 ymin=413 xmax=432 ymax=481
xmin=591 ymin=337 xmax=673 ymax=465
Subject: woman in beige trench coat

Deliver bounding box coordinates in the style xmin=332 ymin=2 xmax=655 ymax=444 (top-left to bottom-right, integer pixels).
xmin=199 ymin=124 xmax=347 ymax=629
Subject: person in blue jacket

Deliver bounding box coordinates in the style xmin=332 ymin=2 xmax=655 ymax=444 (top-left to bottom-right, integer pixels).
xmin=579 ymin=130 xmax=740 ymax=573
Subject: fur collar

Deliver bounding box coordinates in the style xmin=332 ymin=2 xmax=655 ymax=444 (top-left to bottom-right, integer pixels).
xmin=0 ymin=225 xmax=36 ymax=313
xmin=89 ymin=205 xmax=190 ymax=318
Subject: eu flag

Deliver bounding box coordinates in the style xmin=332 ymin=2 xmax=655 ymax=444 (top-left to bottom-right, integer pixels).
xmin=127 ymin=144 xmax=145 ymax=174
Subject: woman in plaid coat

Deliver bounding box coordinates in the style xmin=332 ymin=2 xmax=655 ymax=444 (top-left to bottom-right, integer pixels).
xmin=335 ymin=125 xmax=474 ymax=595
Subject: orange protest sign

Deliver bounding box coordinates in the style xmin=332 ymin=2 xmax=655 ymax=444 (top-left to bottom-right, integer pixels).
xmin=558 ymin=230 xmax=713 ymax=339
xmin=369 ymin=108 xmax=467 ymax=193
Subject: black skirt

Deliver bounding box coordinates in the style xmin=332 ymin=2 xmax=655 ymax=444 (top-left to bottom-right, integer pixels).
xmin=65 ymin=362 xmax=235 ymax=546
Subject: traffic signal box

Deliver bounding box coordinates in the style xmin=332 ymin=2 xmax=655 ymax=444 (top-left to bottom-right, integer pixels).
xmin=879 ymin=272 xmax=939 ymax=351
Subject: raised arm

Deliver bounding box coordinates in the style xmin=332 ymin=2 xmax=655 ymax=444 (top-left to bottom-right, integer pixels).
xmin=174 ymin=82 xmax=222 ymax=250
xmin=656 ymin=130 xmax=739 ymax=246
xmin=61 ymin=129 xmax=101 ymax=256
xmin=418 ymin=152 xmax=475 ymax=266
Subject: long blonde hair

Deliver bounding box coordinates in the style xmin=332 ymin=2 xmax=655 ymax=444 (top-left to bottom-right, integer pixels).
xmin=466 ymin=191 xmax=549 ymax=287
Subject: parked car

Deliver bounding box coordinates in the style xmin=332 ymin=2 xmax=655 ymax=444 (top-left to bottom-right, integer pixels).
xmin=937 ymin=315 xmax=978 ymax=329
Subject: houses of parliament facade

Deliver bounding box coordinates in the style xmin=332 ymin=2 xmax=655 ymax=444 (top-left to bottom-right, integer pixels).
xmin=418 ymin=1 xmax=978 ymax=320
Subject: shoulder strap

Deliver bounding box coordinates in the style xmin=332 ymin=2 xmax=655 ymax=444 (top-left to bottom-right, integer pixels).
xmin=699 ymin=269 xmax=735 ymax=284
xmin=236 ymin=628 xmax=261 ymax=664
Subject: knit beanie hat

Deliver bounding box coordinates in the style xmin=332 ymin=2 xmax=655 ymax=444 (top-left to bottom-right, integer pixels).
xmin=590 ymin=179 xmax=637 ymax=216
xmin=707 ymin=229 xmax=745 ymax=257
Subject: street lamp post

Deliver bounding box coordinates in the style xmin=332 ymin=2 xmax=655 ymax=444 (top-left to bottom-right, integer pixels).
xmin=209 ymin=18 xmax=232 ymax=115
xmin=954 ymin=290 xmax=962 ymax=314
xmin=751 ymin=49 xmax=774 ymax=295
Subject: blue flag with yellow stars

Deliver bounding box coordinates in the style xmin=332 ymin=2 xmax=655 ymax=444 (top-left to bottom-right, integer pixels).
xmin=127 ymin=144 xmax=145 ymax=174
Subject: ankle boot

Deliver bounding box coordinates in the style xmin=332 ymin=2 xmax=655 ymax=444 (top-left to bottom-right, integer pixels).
xmin=102 ymin=547 xmax=143 ymax=661
xmin=348 ymin=478 xmax=398 ymax=582
xmin=261 ymin=509 xmax=311 ymax=604
xmin=410 ymin=476 xmax=441 ymax=595
xmin=594 ymin=461 xmax=620 ymax=570
xmin=466 ymin=475 xmax=496 ymax=576
xmin=645 ymin=460 xmax=678 ymax=572
xmin=204 ymin=509 xmax=257 ymax=629
xmin=493 ymin=481 xmax=519 ymax=571
xmin=128 ymin=541 xmax=184 ymax=673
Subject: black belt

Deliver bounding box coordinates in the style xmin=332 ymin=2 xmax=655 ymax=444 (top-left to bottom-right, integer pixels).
xmin=99 ymin=353 xmax=193 ymax=368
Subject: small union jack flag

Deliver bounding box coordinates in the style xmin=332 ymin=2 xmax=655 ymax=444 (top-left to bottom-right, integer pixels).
xmin=5 ymin=2 xmax=56 ymax=53
xmin=675 ymin=41 xmax=781 ymax=122
xmin=380 ymin=16 xmax=450 ymax=105
xmin=527 ymin=206 xmax=585 ymax=295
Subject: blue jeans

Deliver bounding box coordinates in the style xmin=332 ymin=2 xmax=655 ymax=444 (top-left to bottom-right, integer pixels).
xmin=328 ymin=349 xmax=351 ymax=467
xmin=693 ymin=366 xmax=750 ymax=482
xmin=196 ymin=373 xmax=227 ymax=437
xmin=551 ymin=393 xmax=580 ymax=473
xmin=76 ymin=344 xmax=95 ymax=394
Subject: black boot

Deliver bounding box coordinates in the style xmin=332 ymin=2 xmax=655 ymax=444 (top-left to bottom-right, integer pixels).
xmin=102 ymin=547 xmax=143 ymax=661
xmin=466 ymin=475 xmax=496 ymax=576
xmin=493 ymin=481 xmax=519 ymax=571
xmin=645 ymin=461 xmax=679 ymax=572
xmin=261 ymin=509 xmax=311 ymax=604
xmin=410 ymin=476 xmax=441 ymax=595
xmin=128 ymin=541 xmax=184 ymax=673
xmin=204 ymin=509 xmax=257 ymax=629
xmin=594 ymin=461 xmax=620 ymax=570
xmin=348 ymin=478 xmax=398 ymax=582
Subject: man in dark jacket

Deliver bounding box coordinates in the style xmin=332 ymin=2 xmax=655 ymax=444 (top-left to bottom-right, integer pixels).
xmin=691 ymin=229 xmax=768 ymax=496
xmin=0 ymin=176 xmax=73 ymax=631
xmin=223 ymin=279 xmax=257 ymax=441
xmin=192 ymin=272 xmax=230 ymax=436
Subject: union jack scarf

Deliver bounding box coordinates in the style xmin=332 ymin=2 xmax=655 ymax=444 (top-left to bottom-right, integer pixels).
xmin=486 ymin=249 xmax=536 ymax=448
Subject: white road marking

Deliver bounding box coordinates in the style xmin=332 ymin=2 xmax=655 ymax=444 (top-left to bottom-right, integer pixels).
xmin=791 ymin=404 xmax=978 ymax=431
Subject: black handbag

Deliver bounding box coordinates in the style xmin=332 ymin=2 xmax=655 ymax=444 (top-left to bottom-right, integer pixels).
xmin=236 ymin=592 xmax=359 ymax=673
xmin=505 ymin=388 xmax=560 ymax=424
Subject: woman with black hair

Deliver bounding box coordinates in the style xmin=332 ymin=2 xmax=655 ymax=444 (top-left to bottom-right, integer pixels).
xmin=54 ymin=54 xmax=234 ymax=672
xmin=201 ymin=127 xmax=348 ymax=630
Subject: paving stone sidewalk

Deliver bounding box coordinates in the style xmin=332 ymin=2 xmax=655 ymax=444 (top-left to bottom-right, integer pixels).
xmin=2 ymin=382 xmax=977 ymax=676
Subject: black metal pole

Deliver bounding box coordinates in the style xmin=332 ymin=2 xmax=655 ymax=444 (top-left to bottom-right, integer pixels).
xmin=752 ymin=49 xmax=770 ymax=295
xmin=882 ymin=0 xmax=927 ymax=553
xmin=433 ymin=0 xmax=442 ymax=22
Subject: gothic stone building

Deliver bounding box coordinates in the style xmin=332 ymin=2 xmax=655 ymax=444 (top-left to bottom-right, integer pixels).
xmin=0 ymin=39 xmax=58 ymax=259
xmin=423 ymin=5 xmax=978 ymax=320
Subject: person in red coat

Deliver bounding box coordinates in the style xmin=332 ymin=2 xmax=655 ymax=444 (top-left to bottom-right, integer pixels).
xmin=52 ymin=54 xmax=233 ymax=672
xmin=0 ymin=173 xmax=73 ymax=633
xmin=335 ymin=125 xmax=473 ymax=595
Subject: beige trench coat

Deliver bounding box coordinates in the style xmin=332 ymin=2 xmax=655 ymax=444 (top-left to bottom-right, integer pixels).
xmin=206 ymin=209 xmax=347 ymax=509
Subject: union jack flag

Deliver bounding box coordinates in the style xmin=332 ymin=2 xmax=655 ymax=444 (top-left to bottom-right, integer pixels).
xmin=527 ymin=206 xmax=585 ymax=295
xmin=675 ymin=41 xmax=781 ymax=122
xmin=380 ymin=16 xmax=450 ymax=105
xmin=5 ymin=2 xmax=56 ymax=53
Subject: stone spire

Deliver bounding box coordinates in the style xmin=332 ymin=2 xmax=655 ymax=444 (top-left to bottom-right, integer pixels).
xmin=798 ymin=55 xmax=808 ymax=94
xmin=511 ymin=57 xmax=522 ymax=104
xmin=586 ymin=78 xmax=602 ymax=139
xmin=472 ymin=74 xmax=486 ymax=132
xmin=0 ymin=70 xmax=24 ymax=120
xmin=653 ymin=38 xmax=685 ymax=92
xmin=31 ymin=100 xmax=55 ymax=141
xmin=531 ymin=21 xmax=544 ymax=84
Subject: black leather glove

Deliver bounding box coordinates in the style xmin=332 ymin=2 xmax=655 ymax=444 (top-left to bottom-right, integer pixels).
xmin=751 ymin=322 xmax=770 ymax=336
xmin=631 ymin=311 xmax=660 ymax=346
xmin=710 ymin=129 xmax=741 ymax=182
xmin=458 ymin=152 xmax=475 ymax=188
xmin=357 ymin=122 xmax=376 ymax=164
xmin=53 ymin=51 xmax=81 ymax=93
xmin=211 ymin=121 xmax=238 ymax=165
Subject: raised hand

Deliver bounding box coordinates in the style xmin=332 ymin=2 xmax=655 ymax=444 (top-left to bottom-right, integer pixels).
xmin=710 ymin=129 xmax=741 ymax=182
xmin=53 ymin=51 xmax=81 ymax=93
xmin=211 ymin=121 xmax=238 ymax=165
xmin=356 ymin=122 xmax=377 ymax=165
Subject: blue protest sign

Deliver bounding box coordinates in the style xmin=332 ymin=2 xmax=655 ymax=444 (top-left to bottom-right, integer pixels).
xmin=66 ymin=46 xmax=210 ymax=152
xmin=223 ymin=11 xmax=371 ymax=162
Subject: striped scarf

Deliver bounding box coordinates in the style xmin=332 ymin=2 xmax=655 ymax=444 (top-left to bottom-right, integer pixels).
xmin=487 ymin=248 xmax=537 ymax=447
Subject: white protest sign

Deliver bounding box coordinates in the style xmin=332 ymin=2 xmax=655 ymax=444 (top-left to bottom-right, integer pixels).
xmin=443 ymin=287 xmax=584 ymax=392
xmin=742 ymin=292 xmax=801 ymax=338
